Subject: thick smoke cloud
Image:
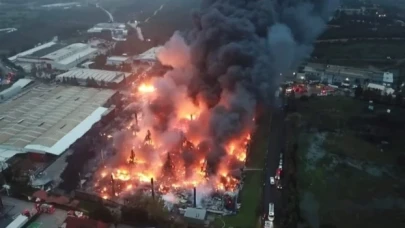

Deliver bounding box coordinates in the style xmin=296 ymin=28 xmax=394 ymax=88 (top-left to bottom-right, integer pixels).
xmin=156 ymin=0 xmax=339 ymax=174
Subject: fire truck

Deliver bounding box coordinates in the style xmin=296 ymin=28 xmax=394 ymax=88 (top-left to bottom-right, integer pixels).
xmin=35 ymin=202 xmax=55 ymax=214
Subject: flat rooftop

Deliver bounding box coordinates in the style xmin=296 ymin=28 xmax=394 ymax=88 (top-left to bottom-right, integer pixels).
xmin=0 ymin=84 xmax=116 ymax=156
xmin=41 ymin=43 xmax=90 ymax=61
xmin=56 ymin=68 xmax=131 ymax=83
xmin=107 ymin=56 xmax=131 ymax=62
xmin=29 ymin=43 xmax=67 ymax=58
xmin=134 ymin=46 xmax=162 ymax=61
xmin=94 ymin=23 xmax=126 ymax=29
xmin=8 ymin=41 xmax=57 ymax=61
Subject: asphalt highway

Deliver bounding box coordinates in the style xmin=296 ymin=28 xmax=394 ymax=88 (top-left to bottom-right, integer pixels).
xmin=262 ymin=106 xmax=286 ymax=228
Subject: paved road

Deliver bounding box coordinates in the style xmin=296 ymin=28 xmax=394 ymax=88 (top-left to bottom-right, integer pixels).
xmin=96 ymin=3 xmax=114 ymax=22
xmin=262 ymin=106 xmax=286 ymax=228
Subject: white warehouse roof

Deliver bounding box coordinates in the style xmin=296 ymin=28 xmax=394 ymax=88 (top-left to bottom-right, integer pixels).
xmin=41 ymin=43 xmax=98 ymax=66
xmin=56 ymin=68 xmax=131 ymax=83
xmin=134 ymin=46 xmax=163 ymax=61
xmin=0 ymin=84 xmax=116 ymax=157
xmin=25 ymin=106 xmax=108 ymax=155
xmin=107 ymin=56 xmax=131 ymax=62
xmin=0 ymin=78 xmax=33 ymax=101
xmin=8 ymin=41 xmax=57 ymax=61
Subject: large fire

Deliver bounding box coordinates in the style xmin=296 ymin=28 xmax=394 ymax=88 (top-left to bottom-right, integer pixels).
xmin=92 ymin=79 xmax=253 ymax=200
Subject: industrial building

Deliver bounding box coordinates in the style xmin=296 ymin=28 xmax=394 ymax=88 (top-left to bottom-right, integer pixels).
xmin=55 ymin=68 xmax=132 ymax=87
xmin=39 ymin=43 xmax=99 ymax=71
xmin=134 ymin=46 xmax=163 ymax=63
xmin=12 ymin=43 xmax=99 ymax=71
xmin=8 ymin=41 xmax=57 ymax=62
xmin=0 ymin=84 xmax=117 ymax=167
xmin=302 ymin=63 xmax=396 ymax=86
xmin=87 ymin=23 xmax=128 ymax=41
xmin=0 ymin=79 xmax=33 ymax=101
xmin=87 ymin=23 xmax=127 ymax=34
xmin=106 ymin=56 xmax=132 ymax=66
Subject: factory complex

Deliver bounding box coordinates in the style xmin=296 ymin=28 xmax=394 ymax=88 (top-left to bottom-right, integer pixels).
xmin=11 ymin=43 xmax=100 ymax=71
xmin=0 ymin=83 xmax=117 ymax=167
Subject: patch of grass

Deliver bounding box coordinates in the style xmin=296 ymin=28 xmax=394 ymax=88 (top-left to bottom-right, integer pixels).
xmin=27 ymin=222 xmax=42 ymax=228
xmin=298 ymin=133 xmax=402 ymax=228
xmin=322 ymin=133 xmax=392 ymax=164
xmin=214 ymin=112 xmax=272 ymax=228
xmin=297 ymin=97 xmax=405 ymax=228
xmin=297 ymin=96 xmax=366 ymax=131
xmin=220 ymin=172 xmax=262 ymax=227
xmin=78 ymin=200 xmax=100 ymax=213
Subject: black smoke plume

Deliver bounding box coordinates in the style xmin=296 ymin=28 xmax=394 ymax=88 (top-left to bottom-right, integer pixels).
xmin=156 ymin=0 xmax=339 ymax=175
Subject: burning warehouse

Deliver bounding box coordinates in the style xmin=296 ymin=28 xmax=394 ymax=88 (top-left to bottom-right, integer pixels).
xmin=85 ymin=0 xmax=338 ymax=213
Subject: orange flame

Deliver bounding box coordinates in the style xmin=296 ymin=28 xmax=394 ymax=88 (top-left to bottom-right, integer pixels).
xmin=138 ymin=83 xmax=155 ymax=93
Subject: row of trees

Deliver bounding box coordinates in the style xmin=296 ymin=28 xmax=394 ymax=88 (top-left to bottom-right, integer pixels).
xmin=355 ymin=86 xmax=405 ymax=107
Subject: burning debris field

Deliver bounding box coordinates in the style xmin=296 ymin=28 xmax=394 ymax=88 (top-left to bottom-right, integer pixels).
xmin=86 ymin=77 xmax=253 ymax=212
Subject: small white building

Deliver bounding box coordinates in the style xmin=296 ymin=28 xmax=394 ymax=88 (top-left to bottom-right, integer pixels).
xmin=106 ymin=56 xmax=132 ymax=66
xmin=382 ymin=72 xmax=394 ymax=87
xmin=367 ymin=83 xmax=395 ymax=95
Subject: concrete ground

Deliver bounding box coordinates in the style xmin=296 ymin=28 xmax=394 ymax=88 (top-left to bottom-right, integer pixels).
xmin=2 ymin=196 xmax=67 ymax=228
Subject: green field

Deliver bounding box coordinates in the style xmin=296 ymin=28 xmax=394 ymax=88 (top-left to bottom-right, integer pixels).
xmin=215 ymin=112 xmax=272 ymax=228
xmin=313 ymin=41 xmax=405 ymax=60
xmin=27 ymin=222 xmax=42 ymax=228
xmin=296 ymin=96 xmax=405 ymax=228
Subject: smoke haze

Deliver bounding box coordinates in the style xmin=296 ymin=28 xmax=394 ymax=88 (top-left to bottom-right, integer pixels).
xmin=153 ymin=0 xmax=339 ymax=174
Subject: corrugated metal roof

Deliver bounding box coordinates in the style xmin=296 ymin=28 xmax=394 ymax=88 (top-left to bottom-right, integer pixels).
xmin=134 ymin=46 xmax=162 ymax=61
xmin=25 ymin=106 xmax=108 ymax=156
xmin=13 ymin=78 xmax=33 ymax=88
xmin=8 ymin=42 xmax=57 ymax=61
xmin=107 ymin=56 xmax=131 ymax=62
xmin=56 ymin=68 xmax=130 ymax=83
xmin=0 ymin=84 xmax=116 ymax=156
xmin=0 ymin=79 xmax=33 ymax=101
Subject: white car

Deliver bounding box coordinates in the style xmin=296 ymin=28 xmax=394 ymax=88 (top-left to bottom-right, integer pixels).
xmin=268 ymin=203 xmax=275 ymax=221
xmin=270 ymin=177 xmax=275 ymax=185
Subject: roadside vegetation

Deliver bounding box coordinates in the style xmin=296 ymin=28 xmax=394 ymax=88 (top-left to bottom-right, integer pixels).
xmin=295 ymin=96 xmax=405 ymax=228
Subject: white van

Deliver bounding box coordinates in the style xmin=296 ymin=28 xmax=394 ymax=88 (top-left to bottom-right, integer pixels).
xmin=268 ymin=203 xmax=275 ymax=221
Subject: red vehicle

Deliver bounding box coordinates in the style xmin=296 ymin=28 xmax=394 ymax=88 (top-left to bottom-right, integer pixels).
xmin=35 ymin=203 xmax=55 ymax=214
xmin=275 ymin=168 xmax=282 ymax=179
